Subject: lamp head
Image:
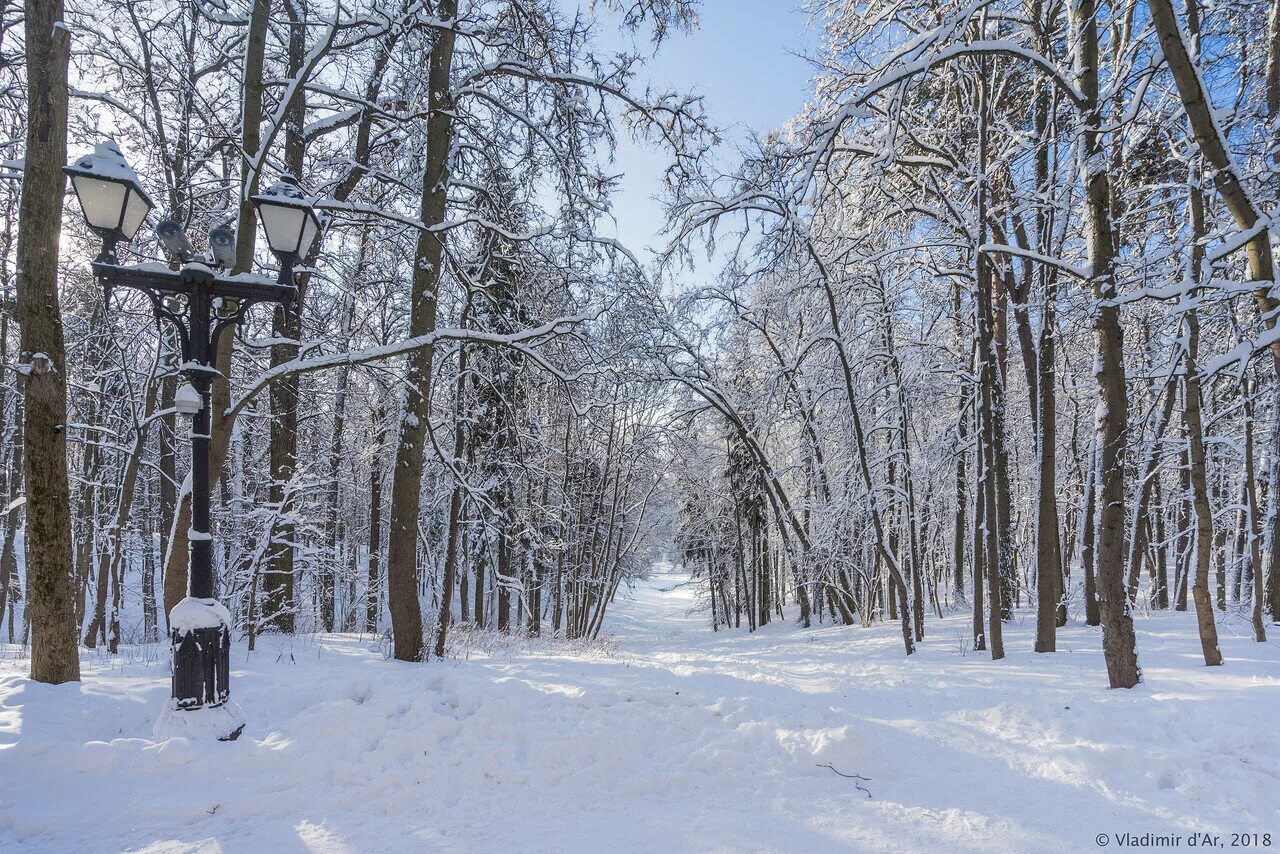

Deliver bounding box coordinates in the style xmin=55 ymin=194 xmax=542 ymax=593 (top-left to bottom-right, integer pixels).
xmin=174 ymin=381 xmax=203 ymax=416
xmin=63 ymin=141 xmax=155 ymax=254
xmin=250 ymin=175 xmax=323 ymax=263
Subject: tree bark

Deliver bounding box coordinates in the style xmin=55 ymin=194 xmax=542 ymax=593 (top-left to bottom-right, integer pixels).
xmin=1032 ymin=7 xmax=1063 ymax=648
xmin=1081 ymin=439 xmax=1101 ymax=626
xmin=953 ymin=285 xmax=969 ymax=604
xmin=0 ymin=383 xmax=23 ymax=643
xmin=1242 ymin=380 xmax=1267 ymax=641
xmin=384 ymin=0 xmax=457 ymax=661
xmin=18 ymin=0 xmax=79 ymax=683
xmin=434 ymin=329 xmax=471 ymax=658
xmin=1125 ymin=382 xmax=1176 ymax=601
xmin=1034 ymin=272 xmax=1062 ymax=652
xmin=1074 ymin=0 xmax=1140 ymax=687
xmin=1184 ymin=182 xmax=1225 ymax=664
xmin=366 ymin=406 xmax=386 ymax=634
xmin=976 ymin=50 xmax=1004 ymax=659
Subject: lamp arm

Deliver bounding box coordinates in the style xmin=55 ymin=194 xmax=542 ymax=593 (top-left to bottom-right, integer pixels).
xmin=211 ymin=299 xmax=260 ymax=354
xmin=99 ymin=273 xmax=195 ymax=365
xmin=144 ymin=290 xmax=194 ymax=364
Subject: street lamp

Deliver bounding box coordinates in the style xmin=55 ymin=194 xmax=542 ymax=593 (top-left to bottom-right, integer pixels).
xmin=64 ymin=141 xmax=316 ymax=741
xmin=252 ymin=176 xmax=323 ymax=282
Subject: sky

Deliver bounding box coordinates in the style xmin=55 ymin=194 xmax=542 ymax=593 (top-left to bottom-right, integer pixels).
xmin=584 ymin=0 xmax=819 ymax=258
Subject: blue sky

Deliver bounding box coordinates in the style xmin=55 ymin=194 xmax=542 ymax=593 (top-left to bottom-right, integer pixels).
xmin=586 ymin=0 xmax=818 ymax=257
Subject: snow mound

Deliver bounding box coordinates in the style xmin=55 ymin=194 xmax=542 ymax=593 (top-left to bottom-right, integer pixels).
xmin=152 ymin=698 xmax=245 ymax=742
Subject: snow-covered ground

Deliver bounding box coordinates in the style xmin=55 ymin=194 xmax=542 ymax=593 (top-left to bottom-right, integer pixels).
xmin=2 ymin=571 xmax=1278 ymax=853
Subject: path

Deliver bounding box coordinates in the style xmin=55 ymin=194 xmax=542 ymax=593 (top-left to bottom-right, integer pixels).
xmin=1 ymin=568 xmax=1277 ymax=852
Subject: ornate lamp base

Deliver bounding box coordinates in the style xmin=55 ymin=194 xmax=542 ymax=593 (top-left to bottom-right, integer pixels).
xmin=153 ymin=598 xmax=245 ymax=741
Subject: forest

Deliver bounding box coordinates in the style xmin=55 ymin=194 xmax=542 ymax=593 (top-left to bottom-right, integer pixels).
xmin=1 ymin=0 xmax=1278 ymax=850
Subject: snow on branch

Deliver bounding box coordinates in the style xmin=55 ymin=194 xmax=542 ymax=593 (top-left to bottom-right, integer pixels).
xmin=979 ymin=244 xmax=1088 ymax=280
xmin=857 ymin=40 xmax=1085 ymax=109
xmin=227 ymin=309 xmax=601 ymax=419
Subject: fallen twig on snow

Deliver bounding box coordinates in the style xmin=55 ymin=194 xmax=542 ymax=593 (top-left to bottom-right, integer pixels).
xmin=816 ymin=763 xmax=873 ymax=798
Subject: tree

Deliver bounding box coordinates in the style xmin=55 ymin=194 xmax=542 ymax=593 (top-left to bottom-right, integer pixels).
xmin=18 ymin=0 xmax=80 ymax=684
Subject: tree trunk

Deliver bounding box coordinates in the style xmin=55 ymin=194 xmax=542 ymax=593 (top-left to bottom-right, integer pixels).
xmin=18 ymin=0 xmax=79 ymax=684
xmin=973 ymin=402 xmax=987 ymax=650
xmin=1151 ymin=476 xmax=1170 ymax=610
xmin=262 ymin=0 xmax=311 ymax=634
xmin=163 ymin=0 xmax=269 ymax=618
xmin=473 ymin=534 xmax=486 ymax=629
xmin=157 ymin=353 xmax=175 ymax=634
xmin=1184 ymin=182 xmax=1224 ymax=665
xmin=1265 ymin=383 xmax=1280 ymax=624
xmin=953 ymin=284 xmax=969 ymax=604
xmin=1075 ymin=0 xmax=1140 ymax=687
xmin=366 ymin=407 xmax=386 ymax=634
xmin=1081 ymin=439 xmax=1101 ymax=626
xmin=0 ymin=387 xmax=23 ymax=643
xmin=1126 ymin=383 xmax=1176 ymax=601
xmin=1242 ymin=380 xmax=1267 ymax=641
xmin=976 ymin=51 xmax=1004 ymax=659
xmin=434 ymin=333 xmax=470 ymax=658
xmin=384 ymin=0 xmax=457 ymax=662
xmin=1174 ymin=443 xmax=1192 ymax=611
xmin=1033 ymin=30 xmax=1063 ymax=646
xmin=1034 ymin=287 xmax=1062 ymax=652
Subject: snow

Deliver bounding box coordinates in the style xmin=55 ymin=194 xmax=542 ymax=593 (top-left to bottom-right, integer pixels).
xmin=221 ymin=271 xmax=282 ymax=288
xmin=66 ymin=141 xmax=157 ymax=207
xmin=1 ymin=569 xmax=1277 ymax=852
xmin=168 ymin=597 xmax=230 ymax=632
xmin=153 ymin=698 xmax=245 ymax=742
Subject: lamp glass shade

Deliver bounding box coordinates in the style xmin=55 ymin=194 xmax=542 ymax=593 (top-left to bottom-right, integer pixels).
xmin=65 ymin=142 xmax=154 ymax=241
xmin=121 ymin=186 xmax=152 ymax=239
xmin=70 ymin=175 xmax=128 ymax=232
xmin=258 ymin=202 xmax=307 ymax=255
xmin=298 ymin=213 xmax=319 ymax=258
xmin=174 ymin=382 xmax=203 ymax=415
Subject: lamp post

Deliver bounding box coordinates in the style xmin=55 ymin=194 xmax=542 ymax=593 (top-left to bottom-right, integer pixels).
xmin=64 ymin=141 xmax=320 ymax=741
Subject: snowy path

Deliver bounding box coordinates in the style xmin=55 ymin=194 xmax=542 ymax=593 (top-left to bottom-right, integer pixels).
xmin=2 ymin=570 xmax=1278 ymax=853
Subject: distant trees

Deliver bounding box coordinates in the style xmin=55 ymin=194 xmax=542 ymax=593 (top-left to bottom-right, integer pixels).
xmin=662 ymin=0 xmax=1280 ymax=686
xmin=4 ymin=0 xmax=694 ymax=666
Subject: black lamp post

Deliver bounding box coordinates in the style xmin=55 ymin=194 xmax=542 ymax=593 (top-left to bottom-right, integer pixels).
xmin=64 ymin=142 xmax=319 ymax=741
